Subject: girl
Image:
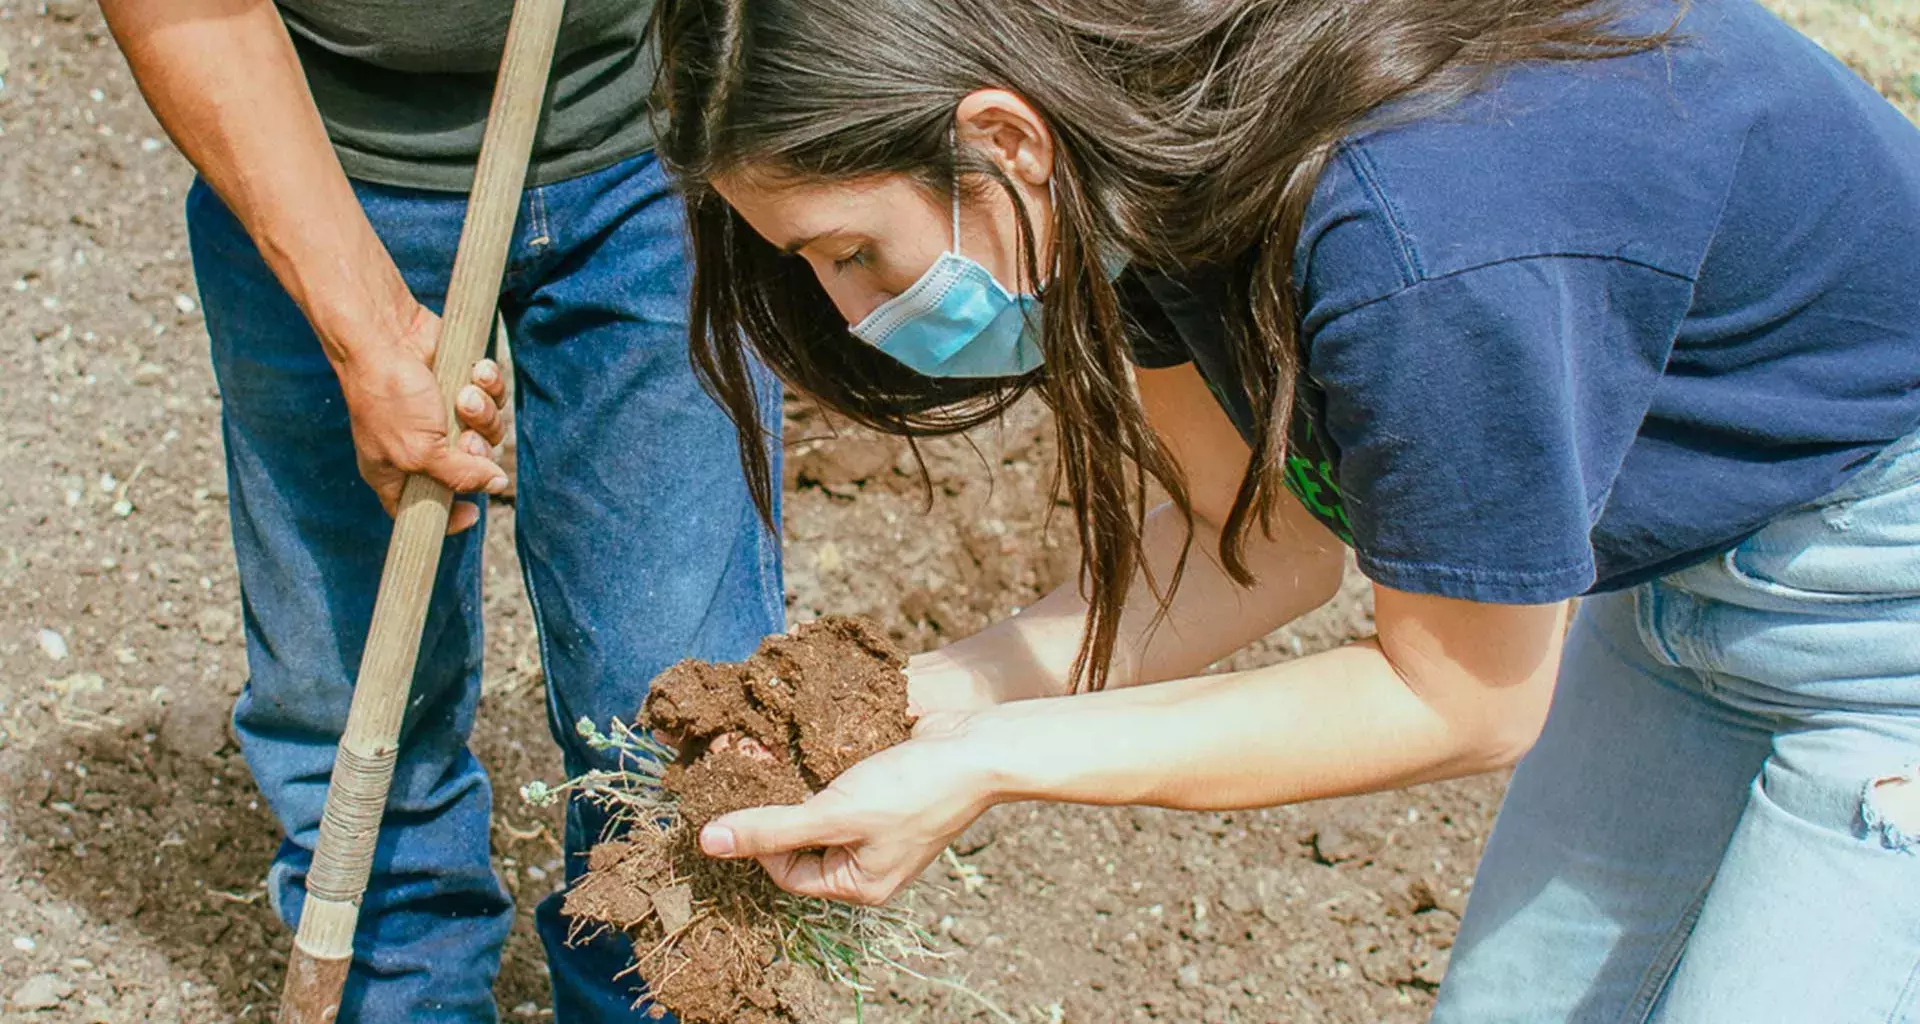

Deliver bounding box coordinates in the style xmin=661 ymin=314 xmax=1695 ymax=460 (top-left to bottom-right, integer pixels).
xmin=648 ymin=0 xmax=1920 ymax=1019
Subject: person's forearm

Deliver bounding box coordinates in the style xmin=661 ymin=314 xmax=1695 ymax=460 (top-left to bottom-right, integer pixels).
xmin=968 ymin=637 xmax=1542 ymax=812
xmin=914 ymin=498 xmax=1346 ymax=703
xmin=101 ymin=0 xmax=411 ymax=362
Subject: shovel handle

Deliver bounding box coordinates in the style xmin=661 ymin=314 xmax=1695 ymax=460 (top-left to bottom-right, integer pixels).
xmin=278 ymin=1 xmax=567 ymax=1020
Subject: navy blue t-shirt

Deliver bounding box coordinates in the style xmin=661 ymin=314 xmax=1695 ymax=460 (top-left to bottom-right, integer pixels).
xmin=1125 ymin=0 xmax=1920 ymax=603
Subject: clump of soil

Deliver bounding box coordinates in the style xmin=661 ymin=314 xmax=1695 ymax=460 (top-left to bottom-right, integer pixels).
xmin=564 ymin=616 xmax=914 ymax=1023
xmin=647 ymin=615 xmax=913 ymax=827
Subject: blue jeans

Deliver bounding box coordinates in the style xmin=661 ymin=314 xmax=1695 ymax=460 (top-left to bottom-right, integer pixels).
xmin=1433 ymin=426 xmax=1920 ymax=1023
xmin=188 ymin=151 xmax=783 ymax=1023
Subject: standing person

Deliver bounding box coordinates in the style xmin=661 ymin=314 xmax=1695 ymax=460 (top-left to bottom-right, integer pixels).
xmin=644 ymin=0 xmax=1920 ymax=1021
xmin=99 ymin=1 xmax=784 ymax=1020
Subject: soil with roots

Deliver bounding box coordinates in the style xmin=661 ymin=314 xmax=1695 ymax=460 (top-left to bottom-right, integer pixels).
xmin=1 ymin=2 xmax=1912 ymax=1022
xmin=561 ymin=617 xmax=913 ymax=1023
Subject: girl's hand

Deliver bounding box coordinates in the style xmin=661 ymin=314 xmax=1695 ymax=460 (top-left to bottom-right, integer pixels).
xmin=696 ymin=711 xmax=1002 ymax=905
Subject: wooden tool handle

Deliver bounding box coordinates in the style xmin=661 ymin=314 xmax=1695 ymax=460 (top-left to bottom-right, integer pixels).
xmin=278 ymin=1 xmax=567 ymax=1020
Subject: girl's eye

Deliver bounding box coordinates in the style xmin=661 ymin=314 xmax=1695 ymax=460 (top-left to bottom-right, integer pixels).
xmin=832 ymin=248 xmax=870 ymax=273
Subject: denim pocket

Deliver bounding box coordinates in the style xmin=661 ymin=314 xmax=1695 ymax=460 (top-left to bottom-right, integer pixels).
xmin=1719 ymin=489 xmax=1920 ymax=605
xmin=1702 ymin=428 xmax=1920 ymax=604
xmin=1720 ymin=545 xmax=1920 ymax=605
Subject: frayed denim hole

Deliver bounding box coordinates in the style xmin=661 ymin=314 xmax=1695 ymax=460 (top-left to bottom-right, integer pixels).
xmin=1862 ymin=769 xmax=1920 ymax=853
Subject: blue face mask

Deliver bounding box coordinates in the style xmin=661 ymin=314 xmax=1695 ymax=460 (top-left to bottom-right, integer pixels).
xmin=850 ymin=180 xmax=1127 ymax=379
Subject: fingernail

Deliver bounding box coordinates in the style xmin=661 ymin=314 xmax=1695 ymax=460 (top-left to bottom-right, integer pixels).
xmin=486 ymin=475 xmax=508 ymax=494
xmin=701 ymin=825 xmax=735 ymax=857
xmin=476 ymin=360 xmax=496 ymax=382
xmin=460 ymin=388 xmax=482 ymax=412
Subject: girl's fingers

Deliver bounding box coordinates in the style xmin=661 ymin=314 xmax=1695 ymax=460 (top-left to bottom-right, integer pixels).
xmin=701 ymin=801 xmax=856 ymax=859
xmin=753 ymin=850 xmax=826 ymax=895
xmin=754 ymin=850 xmax=888 ymax=905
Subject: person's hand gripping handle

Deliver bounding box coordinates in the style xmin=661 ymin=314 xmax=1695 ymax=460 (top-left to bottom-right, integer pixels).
xmin=276 ymin=1 xmax=567 ymax=1020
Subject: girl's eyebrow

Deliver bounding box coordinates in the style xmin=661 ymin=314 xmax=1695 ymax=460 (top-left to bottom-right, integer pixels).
xmin=779 ymin=226 xmax=849 ymax=255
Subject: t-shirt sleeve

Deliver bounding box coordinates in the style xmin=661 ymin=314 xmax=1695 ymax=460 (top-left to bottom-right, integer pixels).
xmin=1307 ymin=255 xmax=1686 ymax=603
xmin=1116 ymin=267 xmax=1194 ymax=369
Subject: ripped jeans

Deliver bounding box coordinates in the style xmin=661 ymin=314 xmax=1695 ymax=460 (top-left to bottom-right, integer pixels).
xmin=1433 ymin=424 xmax=1920 ymax=1024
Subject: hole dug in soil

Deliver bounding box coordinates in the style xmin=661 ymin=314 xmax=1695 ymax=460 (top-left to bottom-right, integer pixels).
xmin=562 ymin=617 xmax=917 ymax=1023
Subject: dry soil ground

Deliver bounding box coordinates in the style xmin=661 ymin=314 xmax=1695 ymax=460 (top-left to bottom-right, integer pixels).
xmin=1 ymin=2 xmax=1914 ymax=1022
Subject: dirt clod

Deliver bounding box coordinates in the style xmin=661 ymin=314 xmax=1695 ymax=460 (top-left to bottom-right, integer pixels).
xmin=648 ymin=616 xmax=911 ymax=802
xmin=661 ymin=740 xmax=810 ymax=831
xmin=564 ymin=616 xmax=912 ymax=1024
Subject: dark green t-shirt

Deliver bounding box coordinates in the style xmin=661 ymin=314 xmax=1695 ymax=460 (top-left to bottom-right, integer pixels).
xmin=276 ymin=0 xmax=656 ymax=191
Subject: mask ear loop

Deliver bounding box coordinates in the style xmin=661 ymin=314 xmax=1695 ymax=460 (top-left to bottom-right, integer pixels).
xmin=948 ymin=124 xmax=962 ymax=255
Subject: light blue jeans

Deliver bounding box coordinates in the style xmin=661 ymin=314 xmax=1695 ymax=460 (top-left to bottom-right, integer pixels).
xmin=1433 ymin=425 xmax=1920 ymax=1023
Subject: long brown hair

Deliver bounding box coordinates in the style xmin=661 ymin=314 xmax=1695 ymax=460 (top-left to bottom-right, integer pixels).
xmin=650 ymin=0 xmax=1677 ymax=691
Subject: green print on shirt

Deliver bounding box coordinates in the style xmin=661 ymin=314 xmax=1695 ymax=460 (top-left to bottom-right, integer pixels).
xmin=1282 ymin=412 xmax=1354 ymax=545
xmin=1194 ymin=368 xmax=1355 ymax=546
xmin=1284 ymin=454 xmax=1353 ymax=543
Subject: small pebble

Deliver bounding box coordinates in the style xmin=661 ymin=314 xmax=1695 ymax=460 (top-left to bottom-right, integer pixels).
xmin=1312 ymin=824 xmax=1368 ymax=864
xmin=38 ymin=628 xmax=69 ymax=661
xmin=9 ymin=973 xmax=72 ymax=1011
xmin=196 ymin=607 xmax=237 ymax=645
xmin=11 ymin=935 xmax=35 ymax=952
xmin=172 ymin=293 xmax=196 ymax=314
xmin=1414 ymin=948 xmax=1451 ymax=987
xmin=1219 ymin=883 xmax=1256 ymax=916
xmin=945 ymin=916 xmax=988 ymax=948
xmin=814 ymin=541 xmax=842 ymax=573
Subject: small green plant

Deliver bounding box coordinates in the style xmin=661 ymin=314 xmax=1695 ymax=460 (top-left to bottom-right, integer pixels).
xmin=519 ymin=717 xmax=678 ymax=825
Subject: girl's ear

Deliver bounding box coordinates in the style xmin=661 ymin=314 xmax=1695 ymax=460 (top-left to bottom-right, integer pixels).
xmin=955 ymin=88 xmax=1055 ymax=188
